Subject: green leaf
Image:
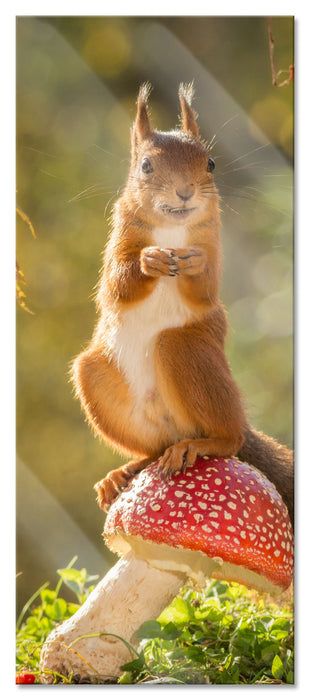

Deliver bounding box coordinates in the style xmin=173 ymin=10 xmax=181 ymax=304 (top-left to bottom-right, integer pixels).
xmin=118 ymin=671 xmax=134 ymax=684
xmin=44 ymin=598 xmax=67 ymax=621
xmin=271 ymin=654 xmax=284 ymax=680
xmin=40 ymin=589 xmax=57 ymax=604
xmin=136 ymin=620 xmax=162 ymax=640
xmin=255 ymin=620 xmax=271 ymax=634
xmin=261 ymin=643 xmax=279 ymax=661
xmin=270 ymin=618 xmax=291 ymax=632
xmin=204 ymin=579 xmax=229 ymax=598
xmin=166 ymin=648 xmax=188 ymax=661
xmin=55 ymin=598 xmax=68 ymax=618
xmin=61 ymin=580 xmax=82 ymax=598
xmin=161 ymin=622 xmax=181 ymax=640
xmin=194 ymin=598 xmax=222 ymax=622
xmin=182 ymin=646 xmax=205 ymax=663
xmin=57 ymin=567 xmax=85 ymax=584
xmin=158 ymin=596 xmax=190 ymax=625
xmin=270 ymin=629 xmax=289 ymax=641
xmin=67 ymin=603 xmax=80 ymax=616
xmin=121 ymin=655 xmax=145 ymax=673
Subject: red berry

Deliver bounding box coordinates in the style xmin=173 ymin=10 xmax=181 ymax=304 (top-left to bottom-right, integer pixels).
xmin=16 ymin=672 xmax=36 ymax=684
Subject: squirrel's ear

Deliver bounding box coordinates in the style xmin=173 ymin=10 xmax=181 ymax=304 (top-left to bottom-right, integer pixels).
xmin=132 ymin=83 xmax=153 ymax=149
xmin=178 ymin=82 xmax=199 ymax=138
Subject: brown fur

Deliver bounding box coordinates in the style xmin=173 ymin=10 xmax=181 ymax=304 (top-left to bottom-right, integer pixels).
xmin=72 ymin=84 xmax=294 ymax=527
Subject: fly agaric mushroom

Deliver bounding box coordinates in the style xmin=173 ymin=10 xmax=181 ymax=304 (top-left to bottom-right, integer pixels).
xmin=39 ymin=456 xmax=293 ymax=683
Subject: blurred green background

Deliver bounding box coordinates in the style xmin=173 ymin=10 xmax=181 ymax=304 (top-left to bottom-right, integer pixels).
xmin=16 ymin=16 xmax=293 ymax=612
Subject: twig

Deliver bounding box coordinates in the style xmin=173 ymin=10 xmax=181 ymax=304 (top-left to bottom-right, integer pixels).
xmin=267 ymin=17 xmax=294 ymax=88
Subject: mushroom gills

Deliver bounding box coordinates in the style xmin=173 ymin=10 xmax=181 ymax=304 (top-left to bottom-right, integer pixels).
xmin=106 ymin=530 xmax=286 ymax=597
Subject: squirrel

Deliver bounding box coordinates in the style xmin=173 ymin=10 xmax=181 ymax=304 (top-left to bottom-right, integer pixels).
xmin=71 ymin=83 xmax=294 ymax=527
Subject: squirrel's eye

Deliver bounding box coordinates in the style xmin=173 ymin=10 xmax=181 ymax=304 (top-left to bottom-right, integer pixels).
xmin=207 ymin=157 xmax=215 ymax=173
xmin=141 ymin=157 xmax=153 ymax=174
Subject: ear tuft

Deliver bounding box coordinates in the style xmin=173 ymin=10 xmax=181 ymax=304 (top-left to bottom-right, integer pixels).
xmin=179 ymin=81 xmax=195 ymax=106
xmin=138 ymin=81 xmax=153 ymax=106
xmin=178 ymin=82 xmax=199 ymax=137
xmin=134 ymin=82 xmax=153 ymax=141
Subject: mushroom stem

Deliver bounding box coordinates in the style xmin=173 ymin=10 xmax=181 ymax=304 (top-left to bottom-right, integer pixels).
xmin=39 ymin=550 xmax=185 ymax=683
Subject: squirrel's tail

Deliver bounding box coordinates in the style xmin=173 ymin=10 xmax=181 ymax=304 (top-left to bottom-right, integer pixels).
xmin=237 ymin=426 xmax=294 ymax=528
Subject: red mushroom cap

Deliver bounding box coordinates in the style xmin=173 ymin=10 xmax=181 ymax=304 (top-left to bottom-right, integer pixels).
xmin=104 ymin=457 xmax=293 ymax=595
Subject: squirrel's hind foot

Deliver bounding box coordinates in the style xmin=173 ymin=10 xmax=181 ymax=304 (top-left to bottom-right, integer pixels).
xmin=94 ymin=457 xmax=154 ymax=510
xmin=157 ymin=439 xmax=201 ymax=479
xmin=157 ymin=436 xmax=242 ymax=479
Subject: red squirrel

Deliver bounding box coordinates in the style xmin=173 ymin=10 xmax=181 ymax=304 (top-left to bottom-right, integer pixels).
xmin=72 ymin=83 xmax=294 ymax=526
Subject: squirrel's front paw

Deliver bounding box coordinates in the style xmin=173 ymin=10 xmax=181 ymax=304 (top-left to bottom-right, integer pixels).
xmin=172 ymin=247 xmax=207 ymax=276
xmin=94 ymin=470 xmax=130 ymax=511
xmin=140 ymin=246 xmax=179 ymax=277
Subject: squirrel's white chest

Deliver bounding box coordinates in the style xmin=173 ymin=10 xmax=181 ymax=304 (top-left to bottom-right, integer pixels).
xmin=111 ymin=226 xmax=193 ymax=400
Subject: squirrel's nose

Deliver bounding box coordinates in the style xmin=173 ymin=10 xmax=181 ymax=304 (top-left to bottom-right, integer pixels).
xmin=176 ymin=185 xmax=194 ymax=202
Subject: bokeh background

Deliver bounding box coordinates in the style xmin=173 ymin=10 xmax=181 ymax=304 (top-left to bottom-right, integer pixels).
xmin=16 ymin=16 xmax=293 ymax=612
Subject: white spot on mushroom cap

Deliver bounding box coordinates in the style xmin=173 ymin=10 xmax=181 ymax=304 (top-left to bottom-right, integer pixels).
xmin=193 ymin=513 xmax=204 ymax=523
xmin=150 ymin=503 xmax=161 ymax=512
xmin=198 ymin=501 xmax=208 ymax=511
xmin=227 ymin=501 xmax=237 ymax=510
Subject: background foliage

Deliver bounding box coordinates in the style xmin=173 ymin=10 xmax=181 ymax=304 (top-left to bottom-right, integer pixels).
xmin=16 ymin=16 xmax=293 ymax=610
xmin=16 ymin=562 xmax=294 ymax=685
